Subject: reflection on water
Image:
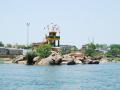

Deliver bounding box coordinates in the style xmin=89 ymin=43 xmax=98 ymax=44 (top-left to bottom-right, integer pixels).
xmin=0 ymin=63 xmax=120 ymax=90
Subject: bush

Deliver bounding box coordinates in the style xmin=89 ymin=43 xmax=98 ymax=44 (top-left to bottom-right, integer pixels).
xmin=36 ymin=44 xmax=52 ymax=58
xmin=60 ymin=48 xmax=71 ymax=55
xmin=60 ymin=46 xmax=78 ymax=55
xmin=84 ymin=43 xmax=96 ymax=57
xmin=107 ymin=44 xmax=120 ymax=57
xmin=26 ymin=51 xmax=37 ymax=65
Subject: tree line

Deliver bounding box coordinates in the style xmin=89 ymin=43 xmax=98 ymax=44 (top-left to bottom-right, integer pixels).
xmin=83 ymin=43 xmax=120 ymax=58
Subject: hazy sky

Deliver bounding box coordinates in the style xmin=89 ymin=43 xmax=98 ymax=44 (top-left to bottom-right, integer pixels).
xmin=0 ymin=0 xmax=120 ymax=47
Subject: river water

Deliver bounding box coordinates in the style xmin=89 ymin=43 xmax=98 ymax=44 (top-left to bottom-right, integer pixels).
xmin=0 ymin=63 xmax=120 ymax=90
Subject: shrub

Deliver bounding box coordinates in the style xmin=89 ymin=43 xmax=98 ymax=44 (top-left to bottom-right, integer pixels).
xmin=26 ymin=51 xmax=37 ymax=65
xmin=36 ymin=44 xmax=52 ymax=58
xmin=84 ymin=43 xmax=96 ymax=57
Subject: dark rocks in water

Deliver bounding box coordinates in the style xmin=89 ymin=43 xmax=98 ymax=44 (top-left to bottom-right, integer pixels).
xmin=49 ymin=58 xmax=62 ymax=65
xmin=81 ymin=60 xmax=100 ymax=64
xmin=91 ymin=60 xmax=99 ymax=64
xmin=67 ymin=60 xmax=76 ymax=65
xmin=55 ymin=58 xmax=62 ymax=65
xmin=49 ymin=59 xmax=55 ymax=65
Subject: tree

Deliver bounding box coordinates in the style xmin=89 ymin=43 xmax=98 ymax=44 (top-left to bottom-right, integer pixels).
xmin=84 ymin=43 xmax=96 ymax=57
xmin=6 ymin=44 xmax=12 ymax=48
xmin=0 ymin=41 xmax=4 ymax=47
xmin=26 ymin=51 xmax=37 ymax=65
xmin=106 ymin=44 xmax=120 ymax=57
xmin=36 ymin=44 xmax=52 ymax=58
xmin=96 ymin=44 xmax=108 ymax=50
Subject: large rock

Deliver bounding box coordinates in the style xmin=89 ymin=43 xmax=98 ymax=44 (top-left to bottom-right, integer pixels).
xmin=12 ymin=55 xmax=25 ymax=63
xmin=38 ymin=57 xmax=53 ymax=65
xmin=18 ymin=61 xmax=27 ymax=64
xmin=33 ymin=56 xmax=40 ymax=62
xmin=37 ymin=51 xmax=62 ymax=65
xmin=81 ymin=59 xmax=100 ymax=64
xmin=67 ymin=60 xmax=76 ymax=65
xmin=55 ymin=58 xmax=62 ymax=65
xmin=62 ymin=54 xmax=77 ymax=65
xmin=74 ymin=59 xmax=82 ymax=64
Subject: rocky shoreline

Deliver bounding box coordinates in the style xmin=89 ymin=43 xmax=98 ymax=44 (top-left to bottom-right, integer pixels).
xmin=1 ymin=51 xmax=119 ymax=65
xmin=5 ymin=51 xmax=102 ymax=65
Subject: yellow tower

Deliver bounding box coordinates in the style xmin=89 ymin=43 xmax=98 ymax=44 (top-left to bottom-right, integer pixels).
xmin=46 ymin=24 xmax=60 ymax=47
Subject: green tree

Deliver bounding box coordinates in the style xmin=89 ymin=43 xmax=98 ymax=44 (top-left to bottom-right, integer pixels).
xmin=0 ymin=41 xmax=4 ymax=47
xmin=60 ymin=45 xmax=78 ymax=55
xmin=106 ymin=44 xmax=120 ymax=57
xmin=6 ymin=44 xmax=12 ymax=48
xmin=84 ymin=43 xmax=96 ymax=57
xmin=96 ymin=44 xmax=108 ymax=50
xmin=26 ymin=51 xmax=37 ymax=65
xmin=36 ymin=44 xmax=52 ymax=58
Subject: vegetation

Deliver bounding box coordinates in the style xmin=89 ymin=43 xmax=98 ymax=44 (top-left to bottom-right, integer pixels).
xmin=36 ymin=44 xmax=52 ymax=58
xmin=60 ymin=46 xmax=78 ymax=55
xmin=106 ymin=44 xmax=120 ymax=57
xmin=83 ymin=43 xmax=108 ymax=57
xmin=6 ymin=44 xmax=12 ymax=48
xmin=26 ymin=44 xmax=52 ymax=65
xmin=84 ymin=43 xmax=97 ymax=57
xmin=83 ymin=43 xmax=120 ymax=62
xmin=26 ymin=51 xmax=37 ymax=65
xmin=0 ymin=41 xmax=4 ymax=47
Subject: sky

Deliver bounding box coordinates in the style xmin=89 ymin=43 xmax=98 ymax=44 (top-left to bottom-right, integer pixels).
xmin=0 ymin=0 xmax=120 ymax=48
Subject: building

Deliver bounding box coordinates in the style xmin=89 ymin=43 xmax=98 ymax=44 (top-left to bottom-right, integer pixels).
xmin=0 ymin=47 xmax=23 ymax=55
xmin=0 ymin=47 xmax=8 ymax=55
xmin=47 ymin=31 xmax=60 ymax=47
xmin=32 ymin=24 xmax=60 ymax=48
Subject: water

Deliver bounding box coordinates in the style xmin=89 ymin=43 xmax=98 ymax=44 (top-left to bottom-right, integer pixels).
xmin=0 ymin=63 xmax=120 ymax=90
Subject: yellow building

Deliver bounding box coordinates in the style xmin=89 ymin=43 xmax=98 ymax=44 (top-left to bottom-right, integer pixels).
xmin=32 ymin=23 xmax=60 ymax=48
xmin=47 ymin=31 xmax=60 ymax=47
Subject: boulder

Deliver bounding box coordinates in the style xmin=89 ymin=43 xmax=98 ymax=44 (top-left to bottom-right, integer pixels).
xmin=33 ymin=56 xmax=40 ymax=62
xmin=18 ymin=61 xmax=27 ymax=64
xmin=80 ymin=59 xmax=100 ymax=64
xmin=38 ymin=57 xmax=52 ymax=65
xmin=37 ymin=54 xmax=62 ymax=65
xmin=12 ymin=55 xmax=25 ymax=63
xmin=67 ymin=60 xmax=76 ymax=65
xmin=55 ymin=58 xmax=62 ymax=65
xmin=74 ymin=59 xmax=82 ymax=64
xmin=62 ymin=54 xmax=76 ymax=65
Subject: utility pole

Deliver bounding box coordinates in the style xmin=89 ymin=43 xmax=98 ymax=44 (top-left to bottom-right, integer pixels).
xmin=26 ymin=22 xmax=30 ymax=63
xmin=26 ymin=22 xmax=30 ymax=49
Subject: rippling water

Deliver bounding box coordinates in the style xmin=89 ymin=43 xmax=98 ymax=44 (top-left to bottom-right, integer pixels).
xmin=0 ymin=63 xmax=120 ymax=90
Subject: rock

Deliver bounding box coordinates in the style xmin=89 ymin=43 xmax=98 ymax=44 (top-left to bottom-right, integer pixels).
xmin=38 ymin=57 xmax=52 ymax=65
xmin=100 ymin=58 xmax=108 ymax=63
xmin=74 ymin=59 xmax=82 ymax=64
xmin=81 ymin=59 xmax=100 ymax=64
xmin=49 ymin=59 xmax=55 ymax=65
xmin=37 ymin=54 xmax=62 ymax=65
xmin=18 ymin=61 xmax=27 ymax=64
xmin=33 ymin=56 xmax=40 ymax=62
xmin=49 ymin=51 xmax=62 ymax=65
xmin=55 ymin=58 xmax=62 ymax=65
xmin=67 ymin=60 xmax=76 ymax=65
xmin=92 ymin=60 xmax=99 ymax=64
xmin=12 ymin=55 xmax=25 ymax=63
xmin=62 ymin=54 xmax=76 ymax=65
